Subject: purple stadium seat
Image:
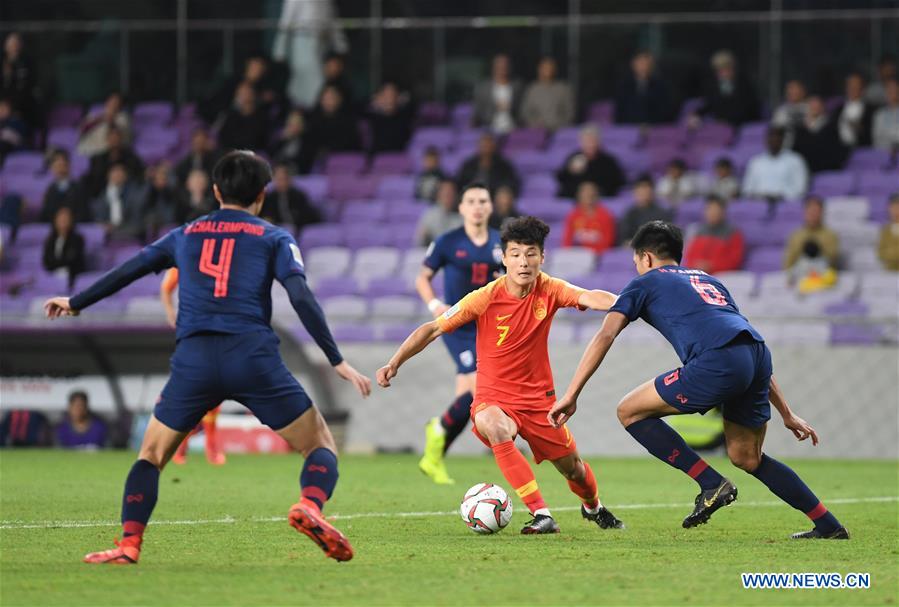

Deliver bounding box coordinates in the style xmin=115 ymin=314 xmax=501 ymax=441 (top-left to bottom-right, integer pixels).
xmin=341 ymin=199 xmax=387 ymax=223
xmin=737 ymin=122 xmax=769 ymax=147
xmin=675 ymin=198 xmax=705 ymax=225
xmin=328 ymin=175 xmax=378 ymax=201
xmin=325 ymin=153 xmax=367 ymax=175
xmin=517 ymin=197 xmax=572 ymax=223
xmin=454 ymin=129 xmax=485 ymax=151
xmin=135 ymin=128 xmax=179 ymax=147
xmin=370 ymin=295 xmax=422 ymax=319
xmin=46 ymin=127 xmax=80 ymax=152
xmin=370 ymin=152 xmax=412 ymax=175
xmin=376 ymin=175 xmax=415 ymax=199
xmin=847 ymin=148 xmax=893 ymax=171
xmin=416 ymin=101 xmax=449 ymax=126
xmin=299 ymin=224 xmax=344 ymax=249
xmin=647 ymin=144 xmax=686 ymax=174
xmin=504 ymin=128 xmax=547 ymax=151
xmin=596 ymin=247 xmax=635 ymax=272
xmin=545 ymin=247 xmax=595 ymax=279
xmin=692 ymin=122 xmax=734 ymax=147
xmin=716 ymin=271 xmax=757 ymax=297
xmin=3 ymin=151 xmax=45 ymax=175
xmin=602 ymin=198 xmax=631 ymax=219
xmin=550 ymin=126 xmax=581 ymax=148
xmin=440 ymin=150 xmax=469 ymax=175
xmin=341 ymin=225 xmax=393 ymax=248
xmin=386 ymin=201 xmax=425 ymax=223
xmin=134 ymin=141 xmax=173 ymax=164
xmin=508 ymin=150 xmax=554 ymax=175
xmin=745 ymin=247 xmax=784 ymax=273
xmin=451 ymin=103 xmax=474 ymax=129
xmin=856 ymin=171 xmax=898 ymax=197
xmin=613 ymin=149 xmax=651 ymax=179
xmin=350 ymin=246 xmax=401 ymax=287
xmin=366 ymin=277 xmax=413 ymax=297
xmin=47 ymin=104 xmax=83 ymax=129
xmin=823 ymin=300 xmax=869 ymax=317
xmin=645 ymin=125 xmax=687 ymax=148
xmin=133 ymin=101 xmax=174 ymax=124
xmin=599 ymin=125 xmax=640 ymax=148
xmin=78 ymin=224 xmax=108 ymax=252
xmin=775 ymin=200 xmax=803 ymax=222
xmin=388 ymin=222 xmax=418 ymax=248
xmin=14 ymin=224 xmax=50 ymax=247
xmin=292 ymin=175 xmax=328 ymax=202
xmin=742 ymin=220 xmax=796 ymax=248
xmin=314 ymin=276 xmax=360 ymax=298
xmin=0 ymin=295 xmax=30 ymax=314
xmin=331 ymin=324 xmax=376 ymax=343
xmin=409 ymin=127 xmax=454 ymax=151
xmin=728 ymin=200 xmax=769 ymax=222
xmin=678 ymin=97 xmax=703 ymax=123
xmin=522 ymin=174 xmax=558 ymax=197
xmin=378 ymin=322 xmax=421 ymax=342
xmin=586 ymin=101 xmax=614 ymax=125
xmin=811 ymin=171 xmax=856 ymax=196
xmin=830 ymin=324 xmax=882 ymax=345
xmin=824 ymin=197 xmax=869 ymax=223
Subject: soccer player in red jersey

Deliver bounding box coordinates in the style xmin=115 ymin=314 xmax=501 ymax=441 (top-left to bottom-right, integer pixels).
xmin=378 ymin=217 xmax=624 ymax=533
xmin=161 ymin=268 xmax=225 ymax=466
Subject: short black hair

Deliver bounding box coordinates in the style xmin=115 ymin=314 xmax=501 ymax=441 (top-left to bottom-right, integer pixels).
xmin=68 ymin=390 xmax=88 ymax=405
xmin=630 ymin=220 xmax=684 ymax=263
xmin=460 ymin=181 xmax=490 ymax=198
xmin=212 ymin=150 xmax=272 ymax=207
xmin=669 ymin=158 xmax=687 ymax=171
xmin=804 ymin=194 xmax=824 ymax=208
xmin=634 ymin=173 xmax=654 ymax=187
xmin=500 ymin=216 xmax=550 ymax=252
xmin=714 ymin=156 xmax=733 ymax=168
xmin=705 ymin=194 xmax=725 ymax=207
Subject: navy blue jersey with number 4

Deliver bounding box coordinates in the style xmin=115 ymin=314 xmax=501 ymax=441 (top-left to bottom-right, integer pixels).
xmin=142 ymin=208 xmax=305 ymax=340
xmin=423 ymin=227 xmax=503 ymax=334
xmin=610 ymin=266 xmax=763 ymax=364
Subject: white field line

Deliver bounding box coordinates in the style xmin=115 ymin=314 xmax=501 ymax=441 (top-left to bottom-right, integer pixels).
xmin=0 ymin=496 xmax=895 ymax=531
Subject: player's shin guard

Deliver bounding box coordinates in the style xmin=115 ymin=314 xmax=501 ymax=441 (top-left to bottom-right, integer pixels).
xmin=750 ymin=454 xmax=841 ymax=534
xmin=440 ymin=392 xmax=473 ymax=452
xmin=121 ymin=459 xmax=160 ymax=541
xmin=300 ymin=448 xmax=338 ymax=511
xmin=491 ymin=441 xmax=547 ymax=515
xmin=567 ymin=461 xmax=600 ymax=509
xmin=625 ymin=418 xmax=724 ymax=490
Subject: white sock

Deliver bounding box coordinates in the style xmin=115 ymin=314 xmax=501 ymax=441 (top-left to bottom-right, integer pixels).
xmin=534 ymin=507 xmax=552 ymax=517
xmin=429 ymin=418 xmax=446 ymax=435
xmin=583 ymin=500 xmax=603 ymax=515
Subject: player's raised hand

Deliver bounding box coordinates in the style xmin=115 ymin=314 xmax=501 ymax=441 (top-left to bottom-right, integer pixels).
xmin=43 ymin=297 xmax=79 ymax=319
xmin=376 ymin=363 xmax=397 ymax=388
xmin=783 ymin=413 xmax=819 ymax=446
xmin=547 ymin=395 xmax=577 ymax=428
xmin=334 ymin=361 xmax=372 ymax=397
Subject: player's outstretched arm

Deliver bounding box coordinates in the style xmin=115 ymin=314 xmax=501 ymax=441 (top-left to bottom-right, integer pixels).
xmin=376 ymin=321 xmax=444 ymax=387
xmin=44 ymin=297 xmax=79 ymax=319
xmin=415 ymin=267 xmax=449 ymax=318
xmin=548 ymin=311 xmax=629 ymax=428
xmin=577 ymin=289 xmax=618 ymax=311
xmin=769 ymin=375 xmax=819 ymax=445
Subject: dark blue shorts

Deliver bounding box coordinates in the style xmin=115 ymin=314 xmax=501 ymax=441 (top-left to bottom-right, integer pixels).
xmin=155 ymin=331 xmax=312 ymax=432
xmin=655 ymin=333 xmax=773 ymax=429
xmin=441 ymin=329 xmax=477 ymax=374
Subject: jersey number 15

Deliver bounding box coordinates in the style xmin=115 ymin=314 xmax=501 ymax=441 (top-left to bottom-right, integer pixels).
xmin=199 ymin=238 xmax=235 ymax=298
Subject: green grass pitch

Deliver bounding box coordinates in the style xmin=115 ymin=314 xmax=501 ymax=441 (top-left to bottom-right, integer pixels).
xmin=1 ymin=451 xmax=896 ymax=606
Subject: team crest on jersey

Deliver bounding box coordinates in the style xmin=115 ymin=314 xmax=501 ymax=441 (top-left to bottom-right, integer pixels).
xmin=492 ymin=245 xmax=503 ymax=264
xmin=289 ymin=243 xmax=304 ymax=267
xmin=443 ymin=303 xmax=461 ymax=319
xmin=533 ymin=298 xmax=547 ymax=320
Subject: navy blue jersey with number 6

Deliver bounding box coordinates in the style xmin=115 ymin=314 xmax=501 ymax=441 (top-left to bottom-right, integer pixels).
xmin=423 ymin=226 xmax=503 ymax=335
xmin=610 ymin=266 xmax=763 ymax=364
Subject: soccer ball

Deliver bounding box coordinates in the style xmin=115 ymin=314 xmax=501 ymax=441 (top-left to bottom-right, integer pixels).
xmin=459 ymin=483 xmax=513 ymax=534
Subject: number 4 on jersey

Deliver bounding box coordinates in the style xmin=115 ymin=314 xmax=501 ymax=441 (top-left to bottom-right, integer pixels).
xmin=689 ymin=275 xmax=727 ymax=306
xmin=199 ymin=238 xmax=235 ymax=298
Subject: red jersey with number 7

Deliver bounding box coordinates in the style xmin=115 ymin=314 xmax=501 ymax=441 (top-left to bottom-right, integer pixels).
xmin=609 ymin=266 xmax=763 ymax=365
xmin=436 ymin=273 xmax=585 ymax=409
xmin=142 ymin=208 xmax=306 ymax=340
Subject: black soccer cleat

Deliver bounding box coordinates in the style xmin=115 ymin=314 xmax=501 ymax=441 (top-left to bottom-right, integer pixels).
xmin=581 ymin=505 xmax=625 ymax=529
xmin=520 ymin=514 xmax=560 ymax=535
xmin=791 ymin=526 xmax=850 ymax=540
xmin=682 ymin=478 xmax=738 ymax=528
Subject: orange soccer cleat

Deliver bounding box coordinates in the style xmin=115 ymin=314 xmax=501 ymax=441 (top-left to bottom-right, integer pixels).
xmin=83 ymin=536 xmax=141 ymax=565
xmin=288 ymin=499 xmax=354 ymax=562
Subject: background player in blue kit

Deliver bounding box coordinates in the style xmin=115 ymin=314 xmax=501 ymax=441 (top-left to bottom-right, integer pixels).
xmin=43 ymin=151 xmax=372 ymax=564
xmin=414 ymin=182 xmax=503 ymax=484
xmin=549 ymin=221 xmax=848 ymax=539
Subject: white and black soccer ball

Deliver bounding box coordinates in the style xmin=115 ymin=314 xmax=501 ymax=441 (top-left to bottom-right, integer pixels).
xmin=459 ymin=483 xmax=513 ymax=534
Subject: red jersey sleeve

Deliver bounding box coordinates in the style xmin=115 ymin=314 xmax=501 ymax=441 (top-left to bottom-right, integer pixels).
xmin=436 ymin=279 xmax=498 ymax=333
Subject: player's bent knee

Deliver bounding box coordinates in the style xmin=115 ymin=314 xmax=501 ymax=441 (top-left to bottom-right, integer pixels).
xmin=728 ymin=450 xmax=761 ymax=472
xmin=617 ymin=401 xmax=640 ymax=427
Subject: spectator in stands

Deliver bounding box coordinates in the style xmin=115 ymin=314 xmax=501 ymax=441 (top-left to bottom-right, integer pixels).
xmin=793 ymin=95 xmax=849 ymax=173
xmin=866 ymin=54 xmax=897 ymax=106
xmin=177 ymin=169 xmax=216 ymax=223
xmin=614 ymin=50 xmax=673 ymax=125
xmin=456 ymin=132 xmax=520 ymax=196
xmin=877 ymin=194 xmax=899 ymax=271
xmin=56 ymin=390 xmax=107 ymax=450
xmin=83 ymin=126 xmax=144 ymax=198
xmin=77 ymin=91 xmax=131 ymax=157
xmin=835 ymin=72 xmax=875 ymax=148
xmin=416 ymin=179 xmax=463 ymax=246
xmin=473 ymin=53 xmax=523 ymax=134
xmin=306 ymin=84 xmax=361 ymax=158
xmin=617 ymin=175 xmax=673 ymax=244
xmin=1 ymin=32 xmax=38 ymax=131
xmin=520 ymin=57 xmax=574 ymax=131
xmin=708 ymin=157 xmax=740 ymax=201
xmin=771 ymin=79 xmax=808 ymax=133
xmin=562 ymin=181 xmax=616 ymax=254
xmin=41 ymin=150 xmax=87 ymax=222
xmin=366 ymin=81 xmax=413 ymax=153
xmin=203 ymin=54 xmax=285 ymax=124
xmin=683 ymin=195 xmax=745 ymax=274
xmin=784 ymin=195 xmax=840 ymax=272
xmin=90 ymin=162 xmax=146 ymax=240
xmin=556 ymin=126 xmax=626 ymax=199
xmin=0 ymin=96 xmax=26 ymax=164
xmin=261 ymin=164 xmax=322 ymax=229
xmin=141 ymin=162 xmax=179 ymax=231
xmin=694 ymin=50 xmax=759 ymax=126
xmin=488 ymin=185 xmax=521 ymax=230
xmin=319 ymin=52 xmax=355 ymax=112
xmin=656 ymin=158 xmax=702 ymax=206
xmin=415 ymin=146 xmax=446 ymax=202
xmin=174 ymin=128 xmax=218 ymax=186
xmin=270 ymin=109 xmax=315 ymax=175
xmin=872 ymin=79 xmax=899 ymax=152
xmin=742 ymin=126 xmax=808 ymax=202
xmin=217 ymin=82 xmax=270 ymax=152
xmin=41 ymin=206 xmax=85 ymax=288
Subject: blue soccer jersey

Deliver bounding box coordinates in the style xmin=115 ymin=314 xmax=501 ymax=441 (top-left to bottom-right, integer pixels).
xmin=423 ymin=227 xmax=503 ymax=335
xmin=610 ymin=266 xmax=763 ymax=364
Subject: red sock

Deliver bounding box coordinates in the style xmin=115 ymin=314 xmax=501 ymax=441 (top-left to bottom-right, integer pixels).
xmin=491 ymin=441 xmax=546 ymax=515
xmin=567 ymin=461 xmax=599 ymax=509
xmin=203 ymin=417 xmax=219 ymax=456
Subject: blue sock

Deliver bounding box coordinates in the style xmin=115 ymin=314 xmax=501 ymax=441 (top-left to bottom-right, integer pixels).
xmin=440 ymin=392 xmax=473 ymax=452
xmin=300 ymin=448 xmax=339 ymax=511
xmin=625 ymin=418 xmax=724 ymax=490
xmin=750 ymin=454 xmax=841 ymax=533
xmin=121 ymin=459 xmax=160 ymax=537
